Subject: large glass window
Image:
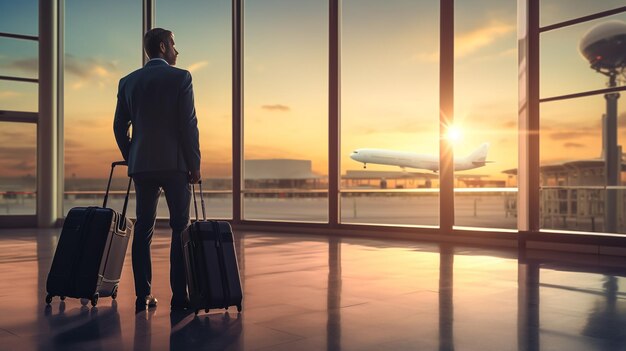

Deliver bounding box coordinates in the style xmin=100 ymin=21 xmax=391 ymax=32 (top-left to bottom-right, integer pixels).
xmin=243 ymin=0 xmax=328 ymax=222
xmin=539 ymin=7 xmax=626 ymax=234
xmin=63 ymin=0 xmax=141 ymax=216
xmin=540 ymin=95 xmax=626 ymax=233
xmin=0 ymin=122 xmax=36 ymax=215
xmin=156 ymin=0 xmax=233 ymax=219
xmin=0 ymin=1 xmax=38 ymax=217
xmin=453 ymin=0 xmax=518 ymax=230
xmin=340 ymin=0 xmax=440 ymax=226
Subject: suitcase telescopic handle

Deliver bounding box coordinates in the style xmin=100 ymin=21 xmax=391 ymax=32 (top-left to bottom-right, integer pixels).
xmin=191 ymin=180 xmax=206 ymax=222
xmin=103 ymin=161 xmax=132 ymax=227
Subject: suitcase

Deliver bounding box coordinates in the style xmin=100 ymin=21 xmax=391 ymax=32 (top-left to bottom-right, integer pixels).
xmin=45 ymin=161 xmax=134 ymax=307
xmin=182 ymin=181 xmax=243 ymax=315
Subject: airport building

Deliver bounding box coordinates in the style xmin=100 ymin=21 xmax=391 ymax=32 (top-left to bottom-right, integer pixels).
xmin=1 ymin=1 xmax=626 ymax=350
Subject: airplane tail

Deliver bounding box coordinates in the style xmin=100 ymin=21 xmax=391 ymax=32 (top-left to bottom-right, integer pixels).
xmin=468 ymin=143 xmax=490 ymax=166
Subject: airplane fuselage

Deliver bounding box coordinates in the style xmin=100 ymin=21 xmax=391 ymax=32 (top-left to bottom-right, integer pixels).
xmin=350 ymin=148 xmax=482 ymax=172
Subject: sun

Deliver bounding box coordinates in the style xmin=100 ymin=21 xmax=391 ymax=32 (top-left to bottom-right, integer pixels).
xmin=446 ymin=125 xmax=463 ymax=143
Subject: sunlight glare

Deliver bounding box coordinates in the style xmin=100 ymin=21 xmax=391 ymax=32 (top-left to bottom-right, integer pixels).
xmin=447 ymin=125 xmax=463 ymax=143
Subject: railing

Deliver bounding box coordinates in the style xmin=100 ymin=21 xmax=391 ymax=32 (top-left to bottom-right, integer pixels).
xmin=539 ymin=186 xmax=626 ymax=232
xmin=6 ymin=186 xmax=626 ymax=233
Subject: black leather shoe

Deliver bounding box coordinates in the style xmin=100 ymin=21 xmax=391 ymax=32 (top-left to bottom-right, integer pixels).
xmin=171 ymin=297 xmax=190 ymax=310
xmin=136 ymin=295 xmax=158 ymax=309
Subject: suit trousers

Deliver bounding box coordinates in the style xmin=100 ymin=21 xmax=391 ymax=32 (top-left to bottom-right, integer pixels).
xmin=132 ymin=171 xmax=190 ymax=299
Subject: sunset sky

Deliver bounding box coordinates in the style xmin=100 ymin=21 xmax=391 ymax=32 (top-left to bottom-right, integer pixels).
xmin=1 ymin=0 xmax=626 ymax=186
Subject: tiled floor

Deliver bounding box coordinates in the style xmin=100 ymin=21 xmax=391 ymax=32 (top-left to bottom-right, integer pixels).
xmin=1 ymin=228 xmax=626 ymax=351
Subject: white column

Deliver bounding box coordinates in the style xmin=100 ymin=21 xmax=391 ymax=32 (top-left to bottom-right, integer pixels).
xmin=38 ymin=0 xmax=59 ymax=227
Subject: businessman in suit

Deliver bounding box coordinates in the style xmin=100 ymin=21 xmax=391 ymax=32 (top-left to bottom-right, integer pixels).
xmin=114 ymin=28 xmax=201 ymax=310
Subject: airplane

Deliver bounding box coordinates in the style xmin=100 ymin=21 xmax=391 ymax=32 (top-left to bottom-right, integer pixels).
xmin=349 ymin=143 xmax=491 ymax=172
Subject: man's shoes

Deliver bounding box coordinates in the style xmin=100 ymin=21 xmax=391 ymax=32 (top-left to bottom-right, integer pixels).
xmin=171 ymin=296 xmax=190 ymax=310
xmin=136 ymin=295 xmax=158 ymax=310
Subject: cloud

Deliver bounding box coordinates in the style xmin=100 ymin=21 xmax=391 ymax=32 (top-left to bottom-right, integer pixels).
xmin=563 ymin=142 xmax=585 ymax=148
xmin=261 ymin=104 xmax=291 ymax=112
xmin=0 ymin=91 xmax=21 ymax=99
xmin=64 ymin=139 xmax=84 ymax=149
xmin=64 ymin=55 xmax=120 ymax=90
xmin=187 ymin=61 xmax=209 ymax=73
xmin=549 ymin=131 xmax=594 ymax=140
xmin=0 ymin=147 xmax=36 ymax=172
xmin=7 ymin=160 xmax=35 ymax=172
xmin=356 ymin=120 xmax=432 ymax=136
xmin=410 ymin=51 xmax=439 ymax=63
xmin=0 ymin=130 xmax=32 ymax=140
xmin=456 ymin=21 xmax=515 ymax=57
xmin=411 ymin=21 xmax=514 ymax=62
xmin=6 ymin=58 xmax=38 ymax=73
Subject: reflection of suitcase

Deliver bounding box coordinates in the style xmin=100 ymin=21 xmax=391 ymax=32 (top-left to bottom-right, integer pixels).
xmin=182 ymin=181 xmax=243 ymax=315
xmin=45 ymin=161 xmax=134 ymax=307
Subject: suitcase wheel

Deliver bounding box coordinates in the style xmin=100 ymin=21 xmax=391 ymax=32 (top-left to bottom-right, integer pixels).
xmin=90 ymin=293 xmax=99 ymax=307
xmin=80 ymin=298 xmax=89 ymax=306
xmin=60 ymin=296 xmax=66 ymax=301
xmin=111 ymin=285 xmax=118 ymax=300
xmin=45 ymin=294 xmax=53 ymax=305
xmin=205 ymin=308 xmax=210 ymax=313
xmin=237 ymin=305 xmax=242 ymax=313
xmin=195 ymin=309 xmax=200 ymax=316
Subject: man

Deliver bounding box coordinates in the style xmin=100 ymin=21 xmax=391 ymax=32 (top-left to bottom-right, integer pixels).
xmin=113 ymin=28 xmax=201 ymax=310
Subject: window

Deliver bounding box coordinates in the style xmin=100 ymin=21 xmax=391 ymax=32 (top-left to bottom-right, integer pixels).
xmin=0 ymin=122 xmax=36 ymax=215
xmin=539 ymin=7 xmax=626 ymax=234
xmin=157 ymin=0 xmax=233 ymax=219
xmin=0 ymin=1 xmax=38 ymax=217
xmin=340 ymin=0 xmax=440 ymax=227
xmin=454 ymin=0 xmax=518 ymax=230
xmin=243 ymin=0 xmax=329 ymax=222
xmin=63 ymin=0 xmax=141 ymax=216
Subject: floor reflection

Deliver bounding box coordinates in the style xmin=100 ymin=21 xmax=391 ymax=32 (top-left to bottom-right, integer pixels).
xmin=0 ymin=228 xmax=626 ymax=350
xmin=439 ymin=244 xmax=454 ymax=351
xmin=582 ymin=276 xmax=626 ymax=350
xmin=327 ymin=238 xmax=341 ymax=351
xmin=169 ymin=311 xmax=243 ymax=350
xmin=42 ymin=301 xmax=122 ymax=351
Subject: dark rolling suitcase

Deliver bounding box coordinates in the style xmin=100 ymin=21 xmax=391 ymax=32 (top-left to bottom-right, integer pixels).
xmin=45 ymin=161 xmax=134 ymax=307
xmin=182 ymin=181 xmax=243 ymax=315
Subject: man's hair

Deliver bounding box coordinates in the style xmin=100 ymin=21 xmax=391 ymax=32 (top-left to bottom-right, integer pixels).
xmin=144 ymin=28 xmax=172 ymax=59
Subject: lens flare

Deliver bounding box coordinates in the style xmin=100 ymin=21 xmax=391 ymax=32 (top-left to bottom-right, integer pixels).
xmin=447 ymin=125 xmax=462 ymax=142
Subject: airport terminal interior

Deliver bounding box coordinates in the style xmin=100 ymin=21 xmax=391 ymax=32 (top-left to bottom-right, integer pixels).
xmin=2 ymin=1 xmax=626 ymax=350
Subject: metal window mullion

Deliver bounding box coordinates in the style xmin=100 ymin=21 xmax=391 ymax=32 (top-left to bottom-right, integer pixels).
xmin=0 ymin=32 xmax=38 ymax=41
xmin=540 ymin=6 xmax=626 ymax=33
xmin=57 ymin=0 xmax=65 ymax=219
xmin=439 ymin=0 xmax=454 ymax=233
xmin=0 ymin=110 xmax=38 ymax=123
xmin=540 ymin=85 xmax=626 ymax=103
xmin=232 ymin=0 xmax=243 ymax=223
xmin=0 ymin=75 xmax=38 ymax=83
xmin=142 ymin=0 xmax=154 ymax=65
xmin=518 ymin=0 xmax=541 ymax=234
xmin=329 ymin=0 xmax=340 ymax=226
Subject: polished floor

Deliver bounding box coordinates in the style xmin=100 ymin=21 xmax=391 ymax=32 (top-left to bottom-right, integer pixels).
xmin=1 ymin=228 xmax=626 ymax=351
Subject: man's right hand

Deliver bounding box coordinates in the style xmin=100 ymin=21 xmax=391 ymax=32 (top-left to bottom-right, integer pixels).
xmin=189 ymin=169 xmax=202 ymax=184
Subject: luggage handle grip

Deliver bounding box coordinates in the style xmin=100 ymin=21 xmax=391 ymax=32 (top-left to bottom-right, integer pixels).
xmin=103 ymin=161 xmax=132 ymax=229
xmin=191 ymin=180 xmax=206 ymax=222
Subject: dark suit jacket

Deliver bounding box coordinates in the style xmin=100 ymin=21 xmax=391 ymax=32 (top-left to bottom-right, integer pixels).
xmin=113 ymin=59 xmax=201 ymax=175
